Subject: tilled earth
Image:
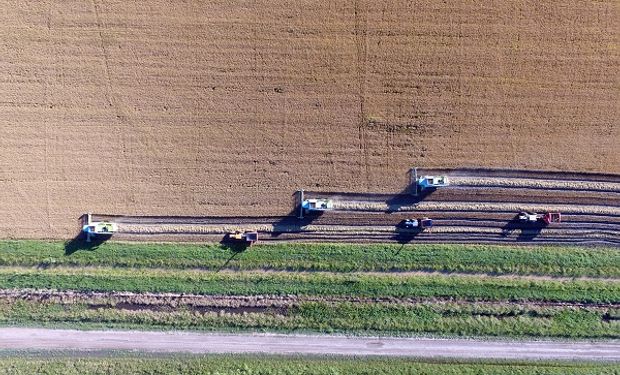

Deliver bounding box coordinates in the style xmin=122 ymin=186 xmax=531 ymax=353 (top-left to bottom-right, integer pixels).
xmin=0 ymin=1 xmax=618 ymax=239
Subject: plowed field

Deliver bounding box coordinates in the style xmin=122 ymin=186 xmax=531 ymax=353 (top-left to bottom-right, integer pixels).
xmin=0 ymin=1 xmax=618 ymax=238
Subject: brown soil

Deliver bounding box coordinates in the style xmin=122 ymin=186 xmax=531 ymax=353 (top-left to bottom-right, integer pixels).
xmin=0 ymin=1 xmax=618 ymax=238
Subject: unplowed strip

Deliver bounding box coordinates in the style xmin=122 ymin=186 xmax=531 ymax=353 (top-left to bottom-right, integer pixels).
xmin=304 ymin=189 xmax=620 ymax=207
xmin=449 ymin=177 xmax=620 ymax=193
xmin=1 ymin=289 xmax=616 ymax=309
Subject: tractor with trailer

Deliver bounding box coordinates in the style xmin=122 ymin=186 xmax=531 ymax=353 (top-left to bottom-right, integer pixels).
xmin=82 ymin=213 xmax=118 ymax=242
xmin=398 ymin=217 xmax=433 ymax=230
xmin=518 ymin=212 xmax=561 ymax=225
xmin=226 ymin=230 xmax=259 ymax=246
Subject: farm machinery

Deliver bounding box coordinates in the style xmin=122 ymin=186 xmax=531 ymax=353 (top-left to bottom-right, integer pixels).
xmin=226 ymin=230 xmax=258 ymax=246
xmin=518 ymin=212 xmax=562 ymax=225
xmin=411 ymin=168 xmax=449 ymax=194
xmin=302 ymin=198 xmax=334 ymax=212
xmin=82 ymin=213 xmax=118 ymax=242
xmin=399 ymin=218 xmax=433 ymax=230
xmin=298 ymin=189 xmax=334 ymax=218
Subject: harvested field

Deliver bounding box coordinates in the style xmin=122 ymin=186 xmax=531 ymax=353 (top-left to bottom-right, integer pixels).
xmin=0 ymin=1 xmax=618 ymax=239
xmin=91 ymin=168 xmax=620 ymax=243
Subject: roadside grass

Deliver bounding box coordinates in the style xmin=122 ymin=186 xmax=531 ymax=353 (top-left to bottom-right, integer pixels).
xmin=0 ymin=240 xmax=617 ymax=277
xmin=0 ymin=300 xmax=617 ymax=339
xmin=0 ymin=355 xmax=616 ymax=375
xmin=0 ymin=267 xmax=617 ymax=303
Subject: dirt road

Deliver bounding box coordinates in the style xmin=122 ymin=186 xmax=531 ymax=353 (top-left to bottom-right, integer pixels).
xmin=1 ymin=328 xmax=617 ymax=361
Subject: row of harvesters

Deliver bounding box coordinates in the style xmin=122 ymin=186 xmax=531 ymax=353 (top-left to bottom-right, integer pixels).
xmin=300 ymin=170 xmax=562 ymax=232
xmin=81 ymin=170 xmax=561 ymax=245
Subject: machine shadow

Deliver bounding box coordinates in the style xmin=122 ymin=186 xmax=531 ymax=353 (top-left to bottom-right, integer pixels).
xmin=216 ymin=238 xmax=250 ymax=271
xmin=385 ymin=169 xmax=438 ymax=212
xmin=271 ymin=191 xmax=323 ymax=237
xmin=391 ymin=229 xmax=423 ymax=246
xmin=501 ymin=214 xmax=545 ymax=241
xmin=501 ymin=214 xmax=522 ymax=237
xmin=516 ymin=226 xmax=544 ymax=242
xmin=386 ymin=188 xmax=435 ymax=213
xmin=64 ymin=232 xmax=111 ymax=255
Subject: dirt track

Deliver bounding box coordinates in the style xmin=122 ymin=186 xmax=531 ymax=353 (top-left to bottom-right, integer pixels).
xmin=0 ymin=1 xmax=618 ymax=239
xmin=1 ymin=328 xmax=618 ymax=361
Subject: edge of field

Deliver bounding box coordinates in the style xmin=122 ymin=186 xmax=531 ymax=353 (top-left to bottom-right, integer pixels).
xmin=0 ymin=353 xmax=616 ymax=375
xmin=2 ymin=240 xmax=618 ymax=277
xmin=0 ymin=240 xmax=617 ymax=339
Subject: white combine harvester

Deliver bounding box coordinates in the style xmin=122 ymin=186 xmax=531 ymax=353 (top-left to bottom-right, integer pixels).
xmin=82 ymin=213 xmax=118 ymax=242
xmin=301 ymin=198 xmax=334 ymax=212
xmin=411 ymin=168 xmax=449 ymax=195
xmin=297 ymin=190 xmax=334 ymax=219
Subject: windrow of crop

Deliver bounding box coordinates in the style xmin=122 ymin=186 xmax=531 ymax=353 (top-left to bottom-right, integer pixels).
xmin=448 ymin=176 xmax=620 ymax=192
xmin=0 ymin=355 xmax=615 ymax=375
xmin=0 ymin=267 xmax=617 ymax=303
xmin=334 ymin=200 xmax=620 ymax=215
xmin=1 ymin=241 xmax=618 ymax=278
xmin=0 ymin=299 xmax=617 ymax=339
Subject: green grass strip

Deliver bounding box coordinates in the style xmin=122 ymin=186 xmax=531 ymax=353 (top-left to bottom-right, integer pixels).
xmin=0 ymin=355 xmax=616 ymax=375
xmin=0 ymin=267 xmax=617 ymax=303
xmin=0 ymin=240 xmax=618 ymax=277
xmin=2 ymin=300 xmax=618 ymax=339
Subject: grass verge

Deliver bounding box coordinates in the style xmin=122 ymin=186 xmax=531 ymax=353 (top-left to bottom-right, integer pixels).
xmin=0 ymin=240 xmax=617 ymax=277
xmin=0 ymin=355 xmax=616 ymax=375
xmin=0 ymin=300 xmax=618 ymax=338
xmin=0 ymin=267 xmax=617 ymax=303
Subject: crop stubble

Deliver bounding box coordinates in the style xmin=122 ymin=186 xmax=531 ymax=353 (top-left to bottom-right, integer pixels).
xmin=0 ymin=1 xmax=617 ymax=238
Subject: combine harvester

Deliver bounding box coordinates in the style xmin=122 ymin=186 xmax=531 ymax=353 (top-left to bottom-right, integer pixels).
xmin=82 ymin=213 xmax=118 ymax=242
xmin=411 ymin=168 xmax=449 ymax=195
xmin=298 ymin=190 xmax=333 ymax=218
